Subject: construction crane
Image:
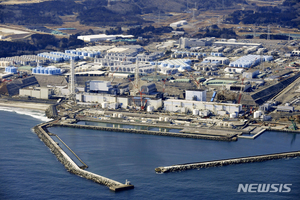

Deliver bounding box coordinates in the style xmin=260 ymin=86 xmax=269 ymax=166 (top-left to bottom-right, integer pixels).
xmin=129 ymin=78 xmax=147 ymax=110
xmin=237 ymin=78 xmax=245 ymax=104
xmin=161 ymin=71 xmax=173 ymax=93
xmin=185 ymin=70 xmax=201 ymax=89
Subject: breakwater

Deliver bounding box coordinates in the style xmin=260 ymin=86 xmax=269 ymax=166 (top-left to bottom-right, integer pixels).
xmin=33 ymin=122 xmax=134 ymax=192
xmin=155 ymin=151 xmax=300 ymax=173
xmin=52 ymin=123 xmax=237 ymax=142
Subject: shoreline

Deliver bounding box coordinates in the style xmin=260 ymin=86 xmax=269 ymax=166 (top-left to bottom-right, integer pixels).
xmin=0 ymin=101 xmax=51 ymax=111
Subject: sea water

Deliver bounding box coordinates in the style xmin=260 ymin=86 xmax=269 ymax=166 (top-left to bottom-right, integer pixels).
xmin=0 ymin=107 xmax=299 ymax=199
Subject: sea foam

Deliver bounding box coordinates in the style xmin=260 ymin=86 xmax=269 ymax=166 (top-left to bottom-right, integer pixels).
xmin=0 ymin=106 xmax=51 ymax=122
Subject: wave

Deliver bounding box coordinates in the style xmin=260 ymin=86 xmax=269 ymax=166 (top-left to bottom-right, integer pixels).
xmin=0 ymin=106 xmax=51 ymax=122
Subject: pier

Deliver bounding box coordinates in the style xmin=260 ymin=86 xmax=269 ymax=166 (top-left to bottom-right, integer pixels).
xmin=155 ymin=151 xmax=300 ymax=173
xmin=33 ymin=122 xmax=134 ymax=192
xmin=51 ymin=123 xmax=238 ymax=141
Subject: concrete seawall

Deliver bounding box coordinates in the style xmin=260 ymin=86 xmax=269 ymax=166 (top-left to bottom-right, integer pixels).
xmin=155 ymin=151 xmax=300 ymax=173
xmin=33 ymin=123 xmax=134 ymax=191
xmin=52 ymin=123 xmax=238 ymax=142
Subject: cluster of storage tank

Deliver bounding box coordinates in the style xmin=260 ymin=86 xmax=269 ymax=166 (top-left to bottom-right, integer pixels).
xmin=112 ymin=113 xmax=124 ymax=118
xmin=217 ymin=122 xmax=234 ymax=127
xmin=229 ymin=55 xmax=273 ymax=68
xmin=172 ymin=51 xmax=206 ymax=57
xmin=210 ymin=52 xmax=224 ymax=57
xmin=32 ymin=66 xmax=62 ymax=75
xmin=152 ymin=59 xmax=192 ymax=72
xmin=5 ymin=66 xmax=18 ymax=74
xmin=192 ymin=109 xmax=211 ymax=117
xmin=65 ymin=49 xmax=100 ymax=58
xmin=101 ymin=102 xmax=118 ymax=109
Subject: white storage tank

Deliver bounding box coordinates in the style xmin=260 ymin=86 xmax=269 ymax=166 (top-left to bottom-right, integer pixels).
xmin=253 ymin=111 xmax=262 ymax=118
xmin=102 ymin=102 xmax=108 ymax=109
xmin=118 ymin=113 xmax=123 ymax=118
xmin=193 ymin=109 xmax=199 ymax=116
xmin=230 ymin=112 xmax=237 ymax=118
xmin=159 ymin=117 xmax=164 ymax=121
xmin=147 ymin=106 xmax=154 ymax=112
xmin=165 ymin=117 xmax=170 ymax=122
xmin=112 ymin=113 xmax=118 ymax=118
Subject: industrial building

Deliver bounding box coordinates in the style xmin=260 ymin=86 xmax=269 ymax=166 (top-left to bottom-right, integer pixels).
xmin=203 ymin=79 xmax=237 ymax=86
xmin=178 ymin=37 xmax=215 ymax=49
xmin=170 ymin=20 xmax=188 ymax=28
xmin=203 ymin=56 xmax=230 ymax=65
xmin=229 ymin=55 xmax=273 ymax=68
xmin=158 ymin=59 xmax=192 ymax=73
xmin=109 ymin=63 xmax=154 ymax=74
xmin=32 ymin=66 xmax=62 ymax=75
xmin=0 ymin=61 xmax=12 ymax=68
xmin=224 ymin=67 xmax=245 ymax=74
xmin=84 ymin=80 xmax=129 ymax=95
xmin=5 ymin=66 xmax=18 ymax=74
xmin=163 ymin=99 xmax=242 ymax=116
xmin=213 ymin=40 xmax=262 ymax=47
xmin=75 ymin=93 xmax=162 ymax=110
xmin=19 ymin=87 xmax=52 ymax=99
xmin=77 ymin=34 xmax=134 ymax=42
xmin=242 ymin=69 xmax=259 ymax=79
xmin=141 ymin=83 xmax=157 ymax=95
xmin=185 ymin=89 xmax=206 ymax=101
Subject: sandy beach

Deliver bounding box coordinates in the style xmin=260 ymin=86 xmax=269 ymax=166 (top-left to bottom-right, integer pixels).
xmin=0 ymin=101 xmax=51 ymax=111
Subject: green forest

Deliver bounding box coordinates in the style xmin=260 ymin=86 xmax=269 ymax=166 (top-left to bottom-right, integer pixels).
xmin=0 ymin=34 xmax=84 ymax=57
xmin=225 ymin=0 xmax=300 ymax=29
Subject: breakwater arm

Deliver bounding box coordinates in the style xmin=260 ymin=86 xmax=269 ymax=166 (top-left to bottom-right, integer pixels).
xmin=155 ymin=151 xmax=300 ymax=173
xmin=33 ymin=123 xmax=134 ymax=192
xmin=52 ymin=123 xmax=237 ymax=141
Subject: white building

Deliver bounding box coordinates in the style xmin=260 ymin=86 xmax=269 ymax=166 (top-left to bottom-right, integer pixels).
xmin=170 ymin=20 xmax=188 ymax=28
xmin=242 ymin=69 xmax=259 ymax=79
xmin=185 ymin=90 xmax=206 ymax=101
xmin=203 ymin=56 xmax=230 ymax=65
xmin=224 ymin=67 xmax=245 ymax=74
xmin=19 ymin=87 xmax=52 ymax=99
xmin=164 ymin=99 xmax=241 ymax=116
xmin=77 ymin=34 xmax=134 ymax=42
xmin=179 ymin=37 xmax=215 ymax=48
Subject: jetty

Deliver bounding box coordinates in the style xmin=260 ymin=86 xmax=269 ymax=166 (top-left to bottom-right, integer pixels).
xmin=33 ymin=122 xmax=134 ymax=192
xmin=52 ymin=122 xmax=238 ymax=141
xmin=155 ymin=151 xmax=300 ymax=173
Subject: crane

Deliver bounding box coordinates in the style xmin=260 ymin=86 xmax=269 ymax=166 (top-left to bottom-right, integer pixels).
xmin=185 ymin=69 xmax=201 ymax=89
xmin=237 ymin=78 xmax=245 ymax=104
xmin=129 ymin=78 xmax=147 ymax=110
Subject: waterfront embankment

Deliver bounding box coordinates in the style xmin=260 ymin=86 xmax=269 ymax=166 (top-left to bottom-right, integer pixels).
xmin=33 ymin=122 xmax=134 ymax=191
xmin=0 ymin=100 xmax=50 ymax=111
xmin=155 ymin=151 xmax=300 ymax=173
xmin=52 ymin=122 xmax=238 ymax=141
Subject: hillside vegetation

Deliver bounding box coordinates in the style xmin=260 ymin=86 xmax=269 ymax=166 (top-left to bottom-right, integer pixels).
xmin=0 ymin=0 xmax=247 ymax=26
xmin=225 ymin=0 xmax=300 ymax=28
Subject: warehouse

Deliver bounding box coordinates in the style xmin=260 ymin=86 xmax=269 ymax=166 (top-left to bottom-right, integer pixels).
xmin=77 ymin=34 xmax=134 ymax=42
xmin=203 ymin=56 xmax=230 ymax=65
xmin=178 ymin=37 xmax=215 ymax=48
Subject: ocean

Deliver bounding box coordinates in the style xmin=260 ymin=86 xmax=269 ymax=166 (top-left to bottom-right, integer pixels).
xmin=0 ymin=106 xmax=299 ymax=200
